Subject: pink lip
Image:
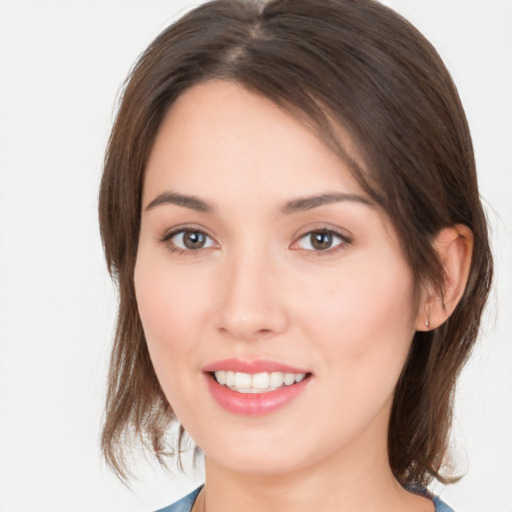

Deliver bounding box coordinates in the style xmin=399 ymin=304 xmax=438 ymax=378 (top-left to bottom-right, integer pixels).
xmin=202 ymin=358 xmax=309 ymax=374
xmin=203 ymin=359 xmax=312 ymax=416
xmin=205 ymin=375 xmax=310 ymax=416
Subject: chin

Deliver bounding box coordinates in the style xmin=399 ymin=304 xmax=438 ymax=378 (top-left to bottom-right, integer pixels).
xmin=197 ymin=426 xmax=340 ymax=478
xmin=207 ymin=448 xmax=309 ymax=477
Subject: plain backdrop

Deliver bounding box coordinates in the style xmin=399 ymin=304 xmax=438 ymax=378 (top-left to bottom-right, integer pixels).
xmin=0 ymin=1 xmax=511 ymax=511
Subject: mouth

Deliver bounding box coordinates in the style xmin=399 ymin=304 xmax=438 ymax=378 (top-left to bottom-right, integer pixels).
xmin=203 ymin=359 xmax=313 ymax=415
xmin=210 ymin=370 xmax=309 ymax=394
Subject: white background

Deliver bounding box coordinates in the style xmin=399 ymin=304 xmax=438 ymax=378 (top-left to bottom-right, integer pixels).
xmin=0 ymin=1 xmax=510 ymax=511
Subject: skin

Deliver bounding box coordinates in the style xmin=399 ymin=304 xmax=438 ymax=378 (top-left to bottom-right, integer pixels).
xmin=134 ymin=80 xmax=440 ymax=512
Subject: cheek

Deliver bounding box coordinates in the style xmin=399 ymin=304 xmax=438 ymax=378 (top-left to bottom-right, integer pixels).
xmin=133 ymin=251 xmax=211 ymax=390
xmin=295 ymin=253 xmax=416 ymax=382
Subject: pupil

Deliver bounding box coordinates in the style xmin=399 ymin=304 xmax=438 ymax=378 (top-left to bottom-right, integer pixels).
xmin=311 ymin=231 xmax=332 ymax=250
xmin=184 ymin=231 xmax=205 ymax=249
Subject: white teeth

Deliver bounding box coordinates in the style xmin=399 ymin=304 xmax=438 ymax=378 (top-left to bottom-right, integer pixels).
xmin=284 ymin=373 xmax=295 ymax=385
xmin=213 ymin=370 xmax=307 ymax=393
xmin=252 ymin=372 xmax=270 ymax=389
xmin=215 ymin=370 xmax=226 ymax=385
xmin=226 ymin=371 xmax=235 ymax=387
xmin=235 ymin=372 xmax=252 ymax=389
xmin=270 ymin=371 xmax=284 ymax=388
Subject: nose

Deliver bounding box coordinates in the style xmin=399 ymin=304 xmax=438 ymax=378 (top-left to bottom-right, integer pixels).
xmin=212 ymin=249 xmax=290 ymax=341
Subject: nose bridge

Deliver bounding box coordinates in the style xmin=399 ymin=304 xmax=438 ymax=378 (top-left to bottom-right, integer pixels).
xmin=213 ymin=241 xmax=288 ymax=340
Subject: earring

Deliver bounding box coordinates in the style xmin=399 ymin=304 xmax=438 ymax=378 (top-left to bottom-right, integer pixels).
xmin=424 ymin=304 xmax=430 ymax=329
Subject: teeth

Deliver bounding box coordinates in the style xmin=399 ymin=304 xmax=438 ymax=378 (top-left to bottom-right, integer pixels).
xmin=215 ymin=370 xmax=226 ymax=385
xmin=226 ymin=371 xmax=235 ymax=387
xmin=270 ymin=371 xmax=284 ymax=388
xmin=213 ymin=370 xmax=307 ymax=393
xmin=284 ymin=373 xmax=295 ymax=385
xmin=252 ymin=372 xmax=270 ymax=389
xmin=235 ymin=372 xmax=251 ymax=389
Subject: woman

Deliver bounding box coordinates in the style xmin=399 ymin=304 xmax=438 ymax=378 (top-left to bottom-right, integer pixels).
xmin=98 ymin=1 xmax=492 ymax=511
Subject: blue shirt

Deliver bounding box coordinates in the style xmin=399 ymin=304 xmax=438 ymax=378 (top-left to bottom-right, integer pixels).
xmin=155 ymin=486 xmax=455 ymax=511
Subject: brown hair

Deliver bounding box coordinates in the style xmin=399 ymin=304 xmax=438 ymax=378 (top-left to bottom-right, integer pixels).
xmin=99 ymin=0 xmax=493 ymax=486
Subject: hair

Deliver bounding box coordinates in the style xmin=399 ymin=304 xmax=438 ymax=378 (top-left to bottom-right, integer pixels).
xmin=99 ymin=0 xmax=493 ymax=487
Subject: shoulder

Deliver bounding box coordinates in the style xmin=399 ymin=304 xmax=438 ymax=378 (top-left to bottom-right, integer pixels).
xmin=433 ymin=495 xmax=456 ymax=512
xmin=405 ymin=485 xmax=455 ymax=512
xmin=154 ymin=485 xmax=455 ymax=512
xmin=154 ymin=487 xmax=202 ymax=512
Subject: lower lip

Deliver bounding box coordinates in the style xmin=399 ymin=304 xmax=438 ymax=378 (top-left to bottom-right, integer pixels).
xmin=205 ymin=374 xmax=311 ymax=416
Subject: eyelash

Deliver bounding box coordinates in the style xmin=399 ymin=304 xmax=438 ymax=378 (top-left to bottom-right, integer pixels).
xmin=160 ymin=227 xmax=351 ymax=256
xmin=292 ymin=228 xmax=351 ymax=254
xmin=160 ymin=227 xmax=217 ymax=256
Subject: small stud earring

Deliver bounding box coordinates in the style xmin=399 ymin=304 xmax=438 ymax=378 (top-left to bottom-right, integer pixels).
xmin=424 ymin=304 xmax=430 ymax=329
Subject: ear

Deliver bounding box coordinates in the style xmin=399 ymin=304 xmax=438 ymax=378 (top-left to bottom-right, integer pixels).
xmin=416 ymin=224 xmax=473 ymax=331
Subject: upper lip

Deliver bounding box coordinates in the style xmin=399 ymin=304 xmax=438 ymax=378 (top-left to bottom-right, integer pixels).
xmin=202 ymin=358 xmax=310 ymax=374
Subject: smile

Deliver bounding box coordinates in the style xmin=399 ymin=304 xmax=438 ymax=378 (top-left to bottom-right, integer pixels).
xmin=203 ymin=360 xmax=312 ymax=415
xmin=213 ymin=370 xmax=307 ymax=394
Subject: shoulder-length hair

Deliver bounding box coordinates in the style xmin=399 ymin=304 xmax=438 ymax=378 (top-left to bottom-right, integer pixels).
xmin=99 ymin=0 xmax=493 ymax=486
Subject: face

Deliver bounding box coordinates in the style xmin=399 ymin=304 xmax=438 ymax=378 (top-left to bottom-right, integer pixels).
xmin=135 ymin=81 xmax=419 ymax=477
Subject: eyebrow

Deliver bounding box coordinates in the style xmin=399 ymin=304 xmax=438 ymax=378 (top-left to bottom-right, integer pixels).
xmin=282 ymin=192 xmax=373 ymax=213
xmin=144 ymin=190 xmax=373 ymax=214
xmin=144 ymin=191 xmax=215 ymax=213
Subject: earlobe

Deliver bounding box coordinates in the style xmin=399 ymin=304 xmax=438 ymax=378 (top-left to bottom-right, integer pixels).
xmin=416 ymin=224 xmax=473 ymax=331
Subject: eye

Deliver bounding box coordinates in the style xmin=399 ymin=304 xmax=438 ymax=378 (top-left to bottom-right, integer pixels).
xmin=293 ymin=229 xmax=348 ymax=252
xmin=163 ymin=228 xmax=216 ymax=252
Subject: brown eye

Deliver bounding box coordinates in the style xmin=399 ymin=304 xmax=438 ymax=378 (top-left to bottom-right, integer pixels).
xmin=183 ymin=230 xmax=207 ymax=249
xmin=166 ymin=229 xmax=216 ymax=252
xmin=294 ymin=229 xmax=347 ymax=252
xmin=311 ymin=231 xmax=334 ymax=250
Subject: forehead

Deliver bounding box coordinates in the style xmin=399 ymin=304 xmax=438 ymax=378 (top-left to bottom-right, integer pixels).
xmin=146 ymin=81 xmax=366 ymax=193
xmin=143 ymin=80 xmax=367 ymax=208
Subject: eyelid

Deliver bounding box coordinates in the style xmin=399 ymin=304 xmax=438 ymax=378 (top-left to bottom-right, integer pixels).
xmin=160 ymin=225 xmax=218 ymax=253
xmin=290 ymin=227 xmax=352 ymax=253
xmin=158 ymin=224 xmax=351 ymax=255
